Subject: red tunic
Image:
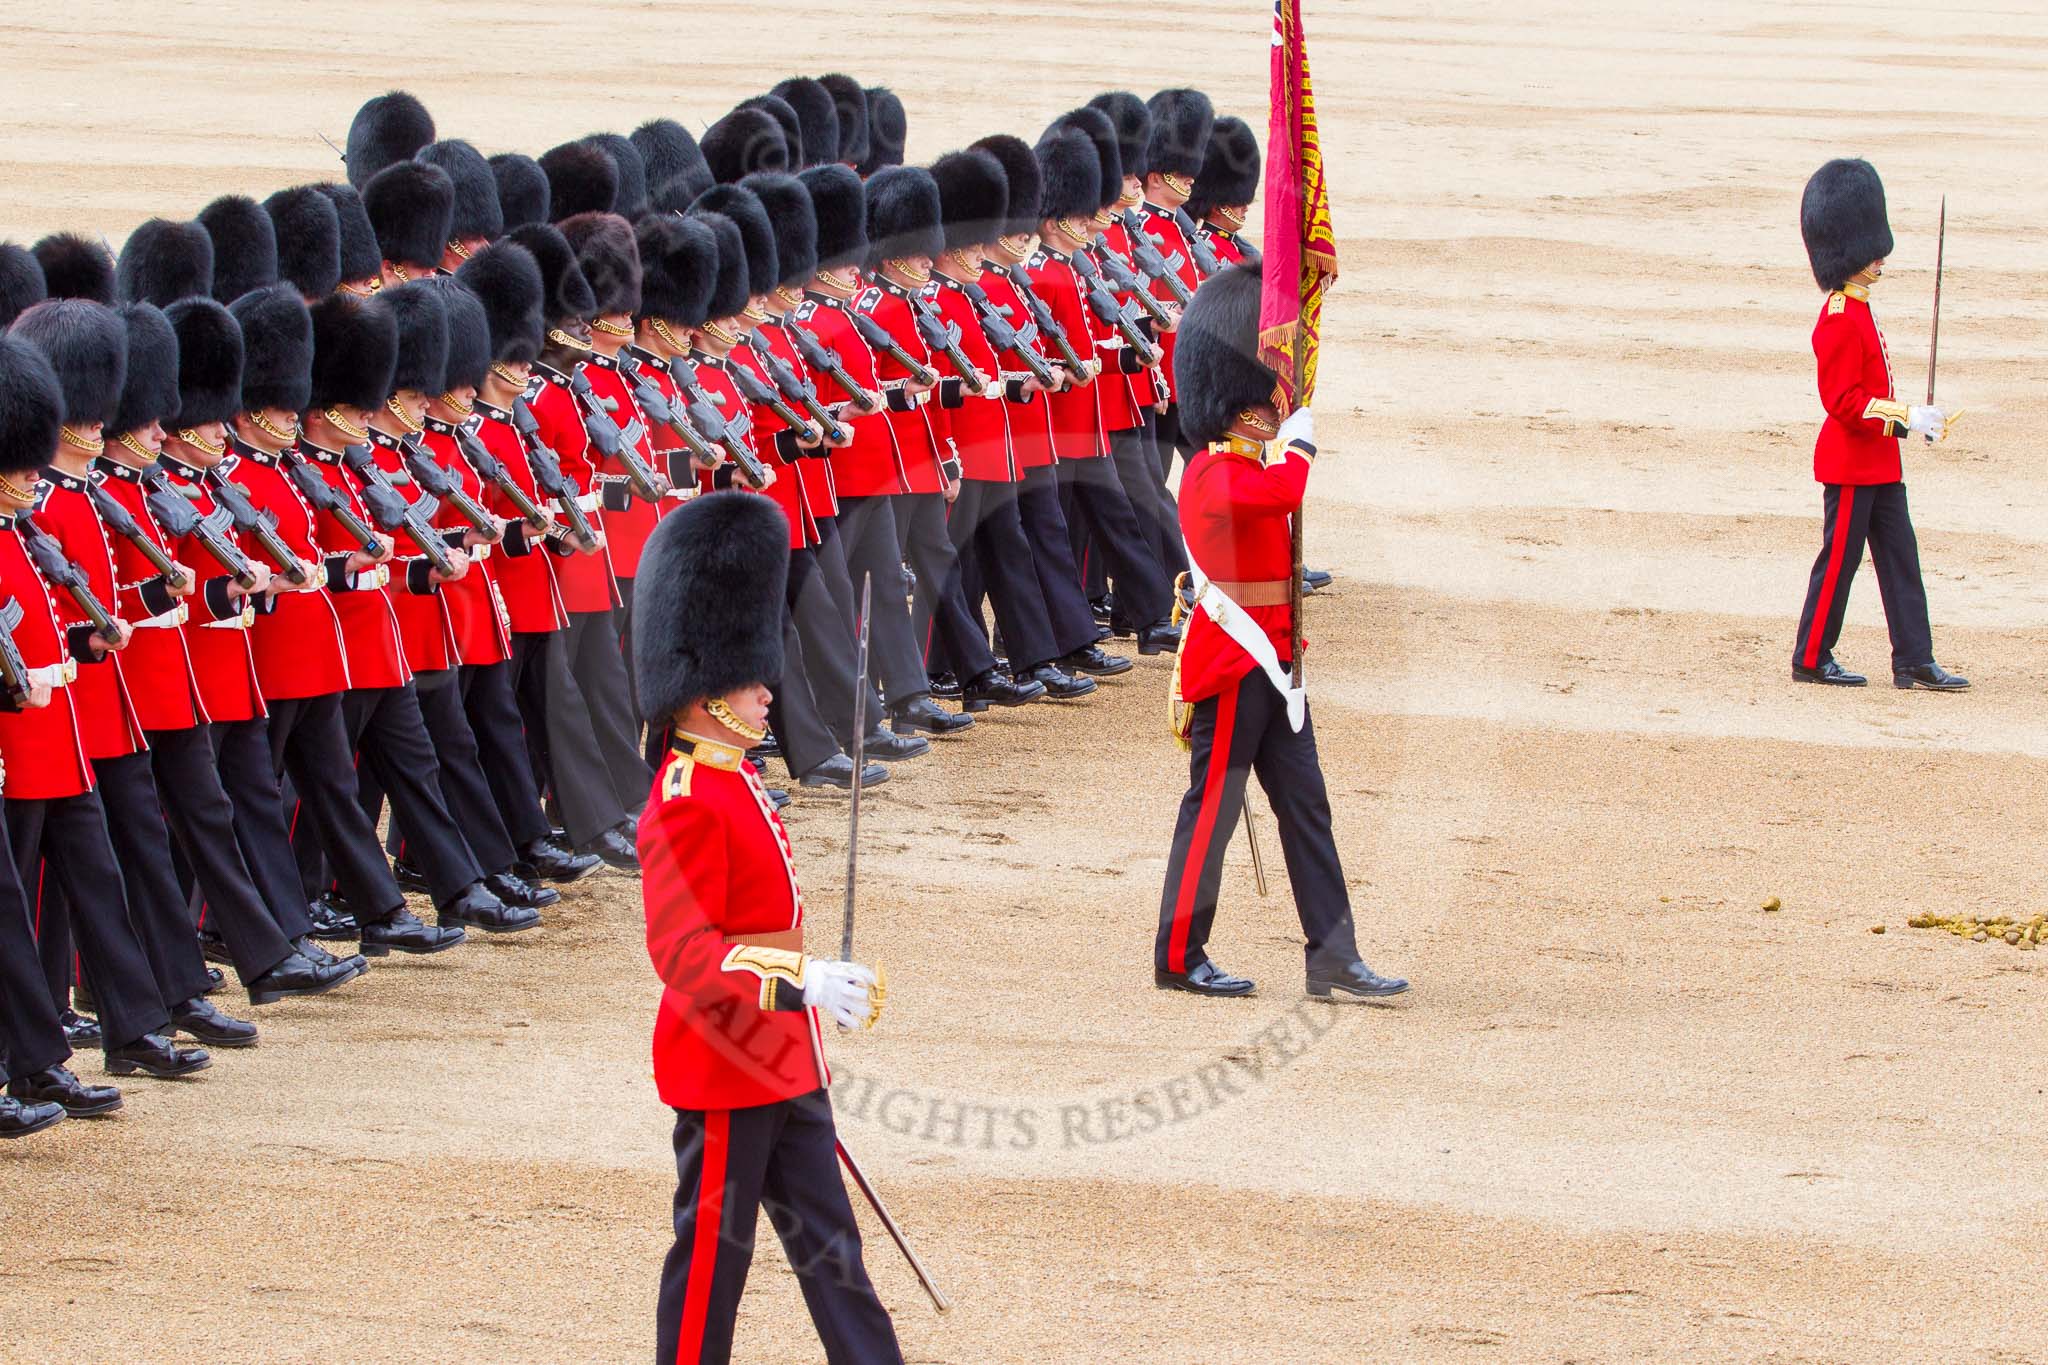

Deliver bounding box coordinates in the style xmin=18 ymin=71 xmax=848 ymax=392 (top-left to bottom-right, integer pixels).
xmin=697 ymin=348 xmax=816 ymax=550
xmin=803 ymin=292 xmax=909 ymax=499
xmin=642 ymin=733 xmax=825 ymax=1112
xmin=154 ymin=454 xmax=267 ymax=723
xmin=1096 ymin=219 xmax=1163 ymax=412
xmin=1138 ymin=203 xmax=1204 ymax=402
xmin=977 ymin=266 xmax=1058 ymax=472
xmin=470 ymin=400 xmax=568 ymax=637
xmin=1201 ymin=223 xmax=1250 ymax=268
xmin=0 ymin=519 xmax=96 ymax=799
xmin=224 ymin=445 xmax=353 ymax=700
xmin=1811 ymin=287 xmax=1906 ymax=486
xmin=93 ymin=460 xmax=206 ymax=732
xmin=577 ymin=353 xmax=664 ymax=578
xmin=753 ymin=322 xmax=839 ymax=521
xmin=1177 ymin=441 xmax=1311 ymax=704
xmin=1025 ymin=248 xmax=1109 ymax=462
xmin=293 ymin=441 xmax=415 ymax=688
xmin=528 ymin=366 xmax=622 ymax=614
xmin=30 ymin=473 xmax=146 ymax=761
xmin=929 ymin=276 xmax=1018 ymax=484
xmin=421 ymin=420 xmax=510 ymax=667
xmin=859 ymin=281 xmax=949 ymax=495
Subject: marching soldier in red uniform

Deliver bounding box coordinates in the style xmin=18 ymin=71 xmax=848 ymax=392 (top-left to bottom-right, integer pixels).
xmin=1155 ymin=262 xmax=1407 ymax=1003
xmin=1791 ymin=158 xmax=1964 ymax=691
xmin=634 ymin=490 xmax=900 ymax=1365
xmin=1184 ymin=115 xmax=1261 ymax=271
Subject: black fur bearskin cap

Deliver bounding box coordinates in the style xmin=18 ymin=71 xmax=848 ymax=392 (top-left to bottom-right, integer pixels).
xmin=584 ymin=133 xmax=649 ymax=221
xmin=200 ymin=195 xmax=280 ymax=303
xmin=428 ymin=275 xmax=491 ymax=393
xmin=0 ymin=244 xmax=46 ymax=327
xmin=345 ymin=90 xmax=436 ymax=189
xmin=801 ymin=164 xmax=868 ymax=272
xmin=0 ymin=335 xmax=64 ymax=475
xmin=417 ymin=139 xmax=504 ymax=244
xmin=633 ymin=119 xmax=715 ymax=215
xmin=770 ymin=78 xmax=840 ymax=169
xmin=1174 ymin=261 xmax=1275 ymax=448
xmin=115 ymin=219 xmax=212 ymax=308
xmin=505 ymin=222 xmax=597 ymax=324
xmin=1087 ymin=92 xmax=1152 ymax=189
xmin=859 ymin=88 xmax=906 ymax=178
xmin=454 ymin=240 xmax=545 ymax=365
xmin=228 ymin=283 xmax=314 ymax=415
xmin=740 ymin=172 xmax=818 ymax=288
xmin=559 ymin=212 xmax=643 ymax=318
xmin=377 ymin=279 xmax=450 ymax=397
xmin=9 ymin=298 xmax=127 ymax=429
xmin=819 ymin=74 xmax=869 ymax=167
xmin=1056 ymin=106 xmax=1123 ymax=209
xmin=738 ymin=96 xmax=804 ymax=172
xmin=1034 ymin=125 xmax=1101 ymax=224
xmin=1145 ymin=88 xmax=1215 ymax=180
xmin=864 ymin=165 xmax=943 ymax=269
xmin=1801 ymin=157 xmax=1894 ymax=292
xmin=971 ymin=135 xmax=1043 ymax=237
xmin=489 ymin=153 xmax=551 ymax=232
xmin=932 ymin=149 xmax=1008 ymax=251
xmin=32 ymin=233 xmax=115 ymax=304
xmin=264 ymin=186 xmax=343 ymax=299
xmin=633 ymin=490 xmax=790 ymax=724
xmin=364 ymin=161 xmax=456 ymax=271
xmin=1186 ymin=117 xmax=1261 ymax=219
xmin=635 ymin=213 xmax=720 ymax=329
xmin=163 ymin=297 xmax=242 ymax=429
xmin=703 ymin=106 xmax=792 ymax=185
xmin=686 ymin=212 xmax=751 ymax=322
xmin=315 ymin=183 xmax=383 ymax=284
xmin=307 ymin=290 xmax=399 ymax=413
xmin=540 ymin=140 xmax=619 ymax=222
xmin=110 ymin=301 xmax=181 ymax=437
xmin=690 ymin=184 xmax=778 ymax=299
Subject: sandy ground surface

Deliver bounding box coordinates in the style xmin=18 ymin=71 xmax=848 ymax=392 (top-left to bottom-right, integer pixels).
xmin=5 ymin=2 xmax=2048 ymax=1361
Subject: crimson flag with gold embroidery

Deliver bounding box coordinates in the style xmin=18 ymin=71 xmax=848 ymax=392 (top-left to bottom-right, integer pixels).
xmin=1258 ymin=0 xmax=1339 ymax=406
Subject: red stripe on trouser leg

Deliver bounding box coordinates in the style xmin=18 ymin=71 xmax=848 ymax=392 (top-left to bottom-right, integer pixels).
xmin=1167 ymin=682 xmax=1241 ymax=973
xmin=675 ymin=1110 xmax=730 ymax=1365
xmin=1803 ymin=485 xmax=1857 ymax=670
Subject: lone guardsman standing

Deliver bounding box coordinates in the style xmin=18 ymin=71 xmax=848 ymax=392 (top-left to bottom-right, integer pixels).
xmin=635 ymin=490 xmax=902 ymax=1365
xmin=1154 ymin=261 xmax=1407 ymax=1002
xmin=1792 ymin=158 xmax=1966 ymax=691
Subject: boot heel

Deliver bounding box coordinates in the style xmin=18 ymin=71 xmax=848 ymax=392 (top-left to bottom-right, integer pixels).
xmin=963 ymin=698 xmax=991 ymax=714
xmin=357 ymin=940 xmax=391 ymax=958
xmin=104 ymin=1057 xmax=137 ymax=1076
xmin=1305 ymin=979 xmax=1332 ymax=998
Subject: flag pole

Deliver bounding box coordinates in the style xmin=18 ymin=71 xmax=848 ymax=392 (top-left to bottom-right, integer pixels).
xmin=1288 ymin=345 xmax=1305 ymax=687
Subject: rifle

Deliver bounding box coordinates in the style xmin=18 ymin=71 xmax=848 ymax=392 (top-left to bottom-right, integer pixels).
xmin=664 ymin=362 xmax=773 ymax=490
xmin=727 ymin=357 xmax=816 ymax=437
xmin=567 ymin=368 xmax=667 ymax=502
xmin=743 ymin=335 xmax=851 ymax=444
xmin=907 ymin=293 xmax=990 ymax=397
xmin=851 ymin=312 xmax=940 ymax=388
xmin=0 ymin=597 xmax=32 ymax=708
xmin=1090 ymin=237 xmax=1176 ymax=327
xmin=508 ymin=399 xmax=601 ymax=551
xmin=786 ymin=317 xmax=882 ymax=414
xmin=960 ymin=282 xmax=1060 ymax=389
xmin=1005 ymin=263 xmax=1091 ymax=374
xmin=1072 ymin=252 xmax=1162 ymax=365
xmin=142 ymin=469 xmax=258 ymax=589
xmin=396 ymin=434 xmax=500 ymax=542
xmin=206 ymin=476 xmax=312 ymax=586
xmin=284 ymin=456 xmax=389 ymax=559
xmin=452 ymin=419 xmax=551 ymax=532
xmin=617 ymin=352 xmax=722 ymax=473
xmin=1120 ymin=209 xmax=1193 ymax=306
xmin=86 ymin=481 xmax=189 ymax=592
xmin=337 ymin=445 xmax=459 ymax=578
xmin=1172 ymin=206 xmax=1222 ymax=278
xmin=17 ymin=513 xmax=122 ymax=641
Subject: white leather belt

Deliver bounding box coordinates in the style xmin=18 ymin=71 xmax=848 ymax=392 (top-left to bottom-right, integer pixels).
xmin=573 ymin=491 xmax=601 ymax=513
xmin=133 ymin=603 xmax=189 ymax=629
xmin=26 ymin=662 xmax=76 ymax=688
xmin=201 ymin=604 xmax=258 ymax=630
xmin=350 ymin=566 xmax=391 ymax=590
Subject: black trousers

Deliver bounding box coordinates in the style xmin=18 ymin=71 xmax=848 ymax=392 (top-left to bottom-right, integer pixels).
xmin=386 ymin=669 xmax=517 ymax=878
xmin=793 ymin=525 xmax=885 ymax=746
xmin=894 ymin=491 xmax=997 ymax=682
xmin=1155 ymin=400 xmax=1190 ymax=478
xmin=1112 ymin=418 xmax=1187 ymax=585
xmin=1794 ymin=480 xmax=1935 ymax=675
xmin=331 ymin=681 xmax=485 ymax=905
xmin=769 ymin=606 xmax=844 ymax=779
xmin=1014 ymin=464 xmax=1102 ymax=658
xmin=943 ymin=478 xmax=1059 ymax=673
xmin=0 ymin=802 xmax=70 ymax=1082
xmin=461 ymin=659 xmax=552 ymax=852
xmin=615 ymin=575 xmax=639 ymax=721
xmin=1155 ymin=671 xmax=1360 ymax=976
xmin=78 ymin=750 xmax=215 ymax=1008
xmin=656 ymin=1089 xmax=904 ymax=1365
xmin=1057 ymin=453 xmax=1171 ymax=632
xmin=209 ymin=716 xmax=318 ymax=942
xmin=265 ymin=693 xmax=404 ymax=927
xmin=8 ymin=790 xmax=168 ymax=1049
xmin=833 ymin=495 xmax=930 ymax=706
xmin=532 ymin=613 xmax=643 ymax=844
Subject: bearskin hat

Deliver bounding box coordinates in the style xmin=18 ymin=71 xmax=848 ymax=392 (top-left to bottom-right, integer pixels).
xmin=454 ymin=240 xmax=545 ymax=365
xmin=540 ymin=140 xmax=619 ymax=222
xmin=264 ymin=187 xmax=342 ymax=299
xmin=633 ymin=490 xmax=789 ymax=723
xmin=116 ymin=219 xmax=212 ymax=309
xmin=346 ymin=90 xmax=435 ymax=189
xmin=802 ymin=164 xmax=868 ymax=272
xmin=1802 ymin=158 xmax=1894 ymax=292
xmin=1145 ymin=88 xmax=1214 ymax=180
xmin=636 ymin=214 xmax=718 ymax=328
xmin=860 ymin=88 xmax=906 ymax=178
xmin=0 ymin=244 xmax=46 ymax=328
xmin=770 ymin=78 xmax=840 ymax=169
xmin=741 ymin=172 xmax=817 ymax=288
xmin=702 ymin=106 xmax=790 ymax=185
xmin=819 ymin=74 xmax=869 ymax=167
xmin=417 ymin=139 xmax=504 ymax=244
xmin=430 ymin=277 xmax=491 ymax=393
xmin=633 ymin=119 xmax=714 ymax=215
xmin=559 ymin=212 xmax=642 ymax=318
xmin=584 ymin=133 xmax=648 ymax=221
xmin=31 ymin=233 xmax=115 ymax=304
xmin=932 ymin=149 xmax=1008 ymax=250
xmin=1186 ymin=117 xmax=1261 ymax=218
xmin=1056 ymin=107 xmax=1122 ymax=209
xmin=690 ymin=185 xmax=777 ymax=298
xmin=377 ymin=280 xmax=450 ymax=397
xmin=505 ymin=222 xmax=596 ymax=324
xmin=364 ymin=161 xmax=455 ymax=270
xmin=489 ymin=153 xmax=551 ymax=232
xmin=865 ymin=166 xmax=943 ymax=268
xmin=307 ymin=290 xmax=399 ymax=413
xmin=688 ymin=212 xmax=750 ymax=322
xmin=739 ymin=96 xmax=804 ymax=171
xmin=1035 ymin=125 xmax=1101 ymax=224
xmin=110 ymin=303 xmax=181 ymax=437
xmin=315 ymin=183 xmax=383 ymax=284
xmin=1087 ymin=92 xmax=1152 ymax=188
xmin=164 ymin=298 xmax=243 ymax=429
xmin=0 ymin=335 xmax=63 ymax=475
xmin=10 ymin=299 xmax=127 ymax=430
xmin=200 ymin=195 xmax=280 ymax=303
xmin=229 ymin=284 xmax=313 ymax=415
xmin=1175 ymin=261 xmax=1273 ymax=447
xmin=971 ymin=135 xmax=1043 ymax=237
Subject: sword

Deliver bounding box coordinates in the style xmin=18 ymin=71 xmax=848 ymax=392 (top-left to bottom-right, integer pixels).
xmin=1924 ymin=196 xmax=1945 ymax=444
xmin=842 ymin=571 xmax=872 ymax=963
xmin=1242 ymin=797 xmax=1270 ymax=898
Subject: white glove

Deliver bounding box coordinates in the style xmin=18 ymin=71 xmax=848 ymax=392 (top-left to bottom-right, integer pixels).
xmin=803 ymin=959 xmax=880 ymax=1030
xmin=1907 ymin=405 xmax=1947 ymax=440
xmin=1275 ymin=406 xmax=1315 ymax=451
